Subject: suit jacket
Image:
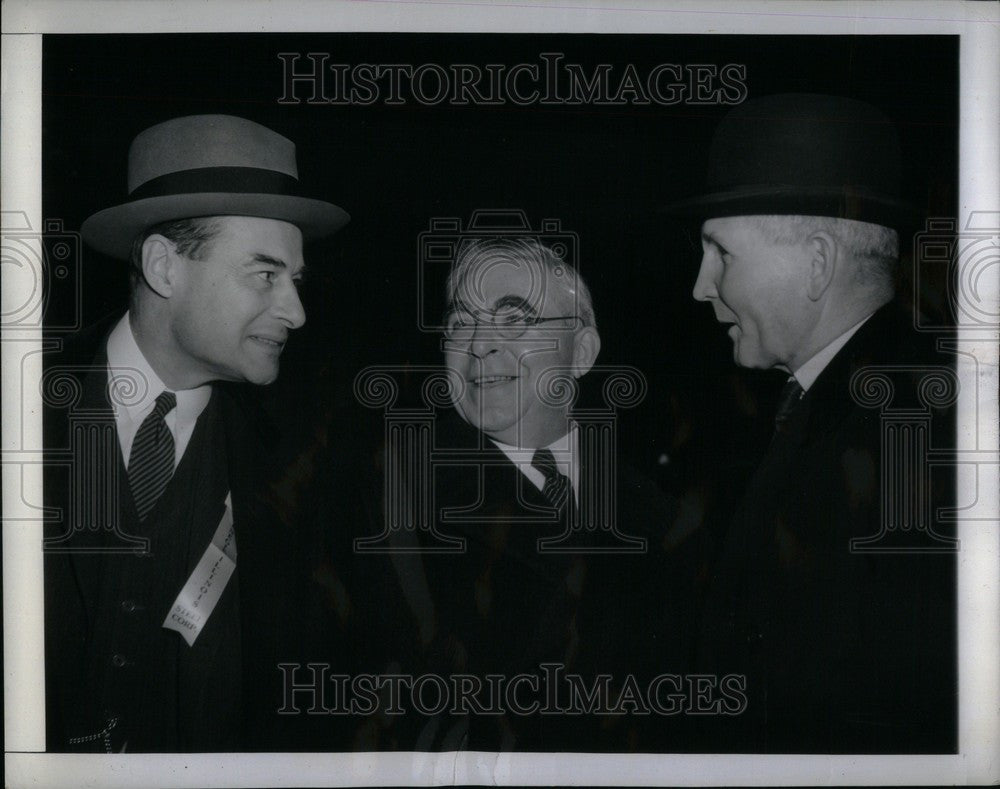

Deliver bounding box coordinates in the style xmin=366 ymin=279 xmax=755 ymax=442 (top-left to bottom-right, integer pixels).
xmin=696 ymin=304 xmax=957 ymax=753
xmin=43 ymin=318 xmax=339 ymax=752
xmin=340 ymin=412 xmax=698 ymax=752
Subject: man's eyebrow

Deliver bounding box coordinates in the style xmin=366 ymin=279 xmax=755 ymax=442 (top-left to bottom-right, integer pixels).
xmin=492 ymin=295 xmax=537 ymax=314
xmin=446 ymin=296 xmax=538 ymax=315
xmin=701 ymin=232 xmax=729 ymax=253
xmin=250 ymin=253 xmax=287 ymax=268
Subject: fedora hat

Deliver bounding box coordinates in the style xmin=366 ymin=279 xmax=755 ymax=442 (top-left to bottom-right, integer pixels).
xmin=668 ymin=93 xmax=916 ymax=230
xmin=81 ymin=114 xmax=350 ymax=259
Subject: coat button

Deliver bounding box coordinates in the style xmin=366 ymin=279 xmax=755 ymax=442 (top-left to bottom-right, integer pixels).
xmin=111 ymin=654 xmax=127 ymax=668
xmin=120 ymin=600 xmax=137 ymax=613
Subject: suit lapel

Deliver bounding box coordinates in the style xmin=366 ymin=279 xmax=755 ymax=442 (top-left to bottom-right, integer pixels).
xmin=746 ymin=306 xmax=896 ymax=501
xmin=800 ymin=305 xmax=897 ymax=441
xmin=216 ymin=384 xmax=303 ymax=712
xmin=218 ymin=384 xmax=289 ymax=613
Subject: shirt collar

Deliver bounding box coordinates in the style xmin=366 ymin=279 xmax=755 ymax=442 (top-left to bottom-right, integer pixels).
xmin=793 ymin=313 xmax=873 ymax=392
xmin=491 ymin=425 xmax=579 ymax=488
xmin=106 ymin=312 xmax=212 ymax=419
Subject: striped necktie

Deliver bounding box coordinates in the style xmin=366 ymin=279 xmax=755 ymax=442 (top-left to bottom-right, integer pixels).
xmin=774 ymin=376 xmax=804 ymax=433
xmin=128 ymin=390 xmax=177 ymax=520
xmin=531 ymin=448 xmax=571 ymax=514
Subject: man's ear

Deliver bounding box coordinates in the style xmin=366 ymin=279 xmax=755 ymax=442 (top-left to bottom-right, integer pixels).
xmin=140 ymin=235 xmax=178 ymax=298
xmin=571 ymin=326 xmax=601 ymax=378
xmin=806 ymin=230 xmax=838 ymax=301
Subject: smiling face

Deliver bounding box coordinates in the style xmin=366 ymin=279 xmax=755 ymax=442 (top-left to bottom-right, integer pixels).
xmin=166 ymin=215 xmax=306 ymax=386
xmin=693 ymin=216 xmax=814 ymax=371
xmin=444 ymin=253 xmax=593 ymax=448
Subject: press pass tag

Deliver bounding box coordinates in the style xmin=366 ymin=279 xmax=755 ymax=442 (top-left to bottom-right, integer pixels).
xmin=162 ymin=493 xmax=237 ymax=646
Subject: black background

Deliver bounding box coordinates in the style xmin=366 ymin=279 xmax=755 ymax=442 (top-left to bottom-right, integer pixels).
xmin=42 ymin=33 xmax=958 ymax=525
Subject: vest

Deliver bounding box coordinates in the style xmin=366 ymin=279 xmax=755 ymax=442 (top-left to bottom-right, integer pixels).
xmin=64 ymin=390 xmax=242 ymax=752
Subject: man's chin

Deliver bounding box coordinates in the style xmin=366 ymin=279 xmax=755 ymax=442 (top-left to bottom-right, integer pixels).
xmin=455 ymin=403 xmax=516 ymax=438
xmin=241 ymin=364 xmax=281 ymax=386
xmin=733 ymin=346 xmax=772 ymax=370
xmin=731 ymin=338 xmax=754 ymax=369
xmin=731 ymin=338 xmax=747 ymax=367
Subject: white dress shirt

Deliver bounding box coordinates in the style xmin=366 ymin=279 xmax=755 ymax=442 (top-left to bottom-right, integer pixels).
xmin=792 ymin=314 xmax=874 ymax=392
xmin=491 ymin=425 xmax=580 ymax=504
xmin=106 ymin=313 xmax=212 ymax=469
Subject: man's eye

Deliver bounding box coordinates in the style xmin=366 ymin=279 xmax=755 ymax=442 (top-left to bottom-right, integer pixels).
xmin=495 ymin=310 xmax=528 ymax=325
xmin=257 ymin=270 xmax=276 ymax=283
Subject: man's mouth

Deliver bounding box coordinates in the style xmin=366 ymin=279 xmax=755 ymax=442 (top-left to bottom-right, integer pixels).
xmin=249 ymin=335 xmax=286 ymax=351
xmin=470 ymin=375 xmax=517 ymax=387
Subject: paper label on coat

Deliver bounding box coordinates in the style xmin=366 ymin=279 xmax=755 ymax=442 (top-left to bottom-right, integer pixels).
xmin=162 ymin=492 xmax=237 ymax=646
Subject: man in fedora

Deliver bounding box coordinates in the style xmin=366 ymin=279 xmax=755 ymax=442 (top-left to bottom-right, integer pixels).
xmin=44 ymin=115 xmax=348 ymax=752
xmin=683 ymin=94 xmax=956 ymax=752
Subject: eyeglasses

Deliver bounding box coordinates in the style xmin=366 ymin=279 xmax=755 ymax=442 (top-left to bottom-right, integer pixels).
xmin=443 ymin=309 xmax=580 ymax=341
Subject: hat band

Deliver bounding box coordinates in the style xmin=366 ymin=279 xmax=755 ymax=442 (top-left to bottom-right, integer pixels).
xmin=128 ymin=166 xmax=302 ymax=200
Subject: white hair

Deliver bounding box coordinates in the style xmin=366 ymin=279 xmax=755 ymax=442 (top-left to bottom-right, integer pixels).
xmin=445 ymin=237 xmax=596 ymax=328
xmin=750 ymin=215 xmax=898 ymax=298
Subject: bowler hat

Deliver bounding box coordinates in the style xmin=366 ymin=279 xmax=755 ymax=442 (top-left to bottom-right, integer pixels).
xmin=81 ymin=115 xmax=350 ymax=259
xmin=668 ymin=93 xmax=916 ymax=230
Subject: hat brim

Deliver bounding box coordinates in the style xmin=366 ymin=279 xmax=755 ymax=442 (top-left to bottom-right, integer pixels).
xmin=81 ymin=193 xmax=350 ymax=260
xmin=661 ymin=186 xmax=920 ymax=233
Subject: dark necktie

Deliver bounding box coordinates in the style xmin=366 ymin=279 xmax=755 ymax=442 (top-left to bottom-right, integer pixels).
xmin=774 ymin=376 xmax=804 ymax=432
xmin=128 ymin=390 xmax=177 ymax=520
xmin=531 ymin=448 xmax=572 ymax=514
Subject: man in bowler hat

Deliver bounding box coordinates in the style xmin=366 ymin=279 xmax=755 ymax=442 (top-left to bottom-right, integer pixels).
xmin=684 ymin=94 xmax=956 ymax=752
xmin=44 ymin=115 xmax=348 ymax=751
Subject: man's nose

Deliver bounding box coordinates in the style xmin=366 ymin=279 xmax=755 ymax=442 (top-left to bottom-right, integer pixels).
xmin=274 ymin=280 xmax=306 ymax=329
xmin=468 ymin=324 xmax=500 ymax=357
xmin=692 ymin=258 xmax=718 ymax=302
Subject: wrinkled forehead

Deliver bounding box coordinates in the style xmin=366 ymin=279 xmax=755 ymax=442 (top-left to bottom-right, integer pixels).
xmin=449 ymin=253 xmax=573 ymax=315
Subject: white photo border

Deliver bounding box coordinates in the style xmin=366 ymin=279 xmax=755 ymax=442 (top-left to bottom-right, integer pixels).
xmin=3 ymin=1 xmax=998 ymax=786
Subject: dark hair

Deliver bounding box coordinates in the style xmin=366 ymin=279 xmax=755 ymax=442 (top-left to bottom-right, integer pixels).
xmin=127 ymin=216 xmax=222 ymax=302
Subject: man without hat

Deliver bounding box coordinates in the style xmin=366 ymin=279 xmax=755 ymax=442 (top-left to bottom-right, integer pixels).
xmin=685 ymin=94 xmax=956 ymax=752
xmin=44 ymin=115 xmax=348 ymax=751
xmin=361 ymin=237 xmax=695 ymax=750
